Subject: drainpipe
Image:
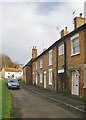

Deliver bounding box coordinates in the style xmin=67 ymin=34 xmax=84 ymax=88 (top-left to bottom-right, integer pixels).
xmin=64 ymin=41 xmax=67 ymax=89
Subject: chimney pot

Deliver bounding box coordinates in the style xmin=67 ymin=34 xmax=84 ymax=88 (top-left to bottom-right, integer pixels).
xmin=80 ymin=13 xmax=82 ymax=17
xmin=74 ymin=13 xmax=85 ymax=29
xmin=43 ymin=48 xmax=46 ymax=52
xmin=65 ymin=27 xmax=67 ymax=30
xmin=61 ymin=27 xmax=69 ymax=38
xmin=32 ymin=46 xmax=37 ymax=59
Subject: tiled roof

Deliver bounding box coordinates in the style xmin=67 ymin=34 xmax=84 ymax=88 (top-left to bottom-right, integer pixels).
xmin=23 ymin=59 xmax=33 ymax=68
xmin=33 ymin=23 xmax=86 ymax=62
xmin=4 ymin=68 xmax=22 ymax=72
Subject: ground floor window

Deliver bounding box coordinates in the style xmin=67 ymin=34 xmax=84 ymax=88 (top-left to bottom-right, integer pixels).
xmin=84 ymin=65 xmax=86 ymax=88
xmin=36 ymin=74 xmax=38 ymax=85
xmin=40 ymin=73 xmax=42 ymax=83
xmin=49 ymin=68 xmax=52 ymax=85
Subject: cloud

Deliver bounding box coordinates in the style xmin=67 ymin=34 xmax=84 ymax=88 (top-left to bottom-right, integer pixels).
xmin=0 ymin=0 xmax=86 ymax=2
xmin=1 ymin=2 xmax=85 ymax=64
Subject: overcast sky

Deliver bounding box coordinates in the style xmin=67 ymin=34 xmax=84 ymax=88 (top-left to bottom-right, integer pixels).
xmin=0 ymin=0 xmax=86 ymax=65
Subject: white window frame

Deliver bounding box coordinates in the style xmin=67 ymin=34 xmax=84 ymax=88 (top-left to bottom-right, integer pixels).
xmin=58 ymin=44 xmax=64 ymax=55
xmin=33 ymin=72 xmax=34 ymax=75
xmin=36 ymin=61 xmax=37 ymax=70
xmin=49 ymin=50 xmax=52 ymax=66
xmin=49 ymin=68 xmax=52 ymax=85
xmin=83 ymin=64 xmax=86 ymax=88
xmin=36 ymin=73 xmax=38 ymax=85
xmin=71 ymin=34 xmax=80 ymax=56
xmin=40 ymin=58 xmax=42 ymax=68
xmin=40 ymin=73 xmax=42 ymax=83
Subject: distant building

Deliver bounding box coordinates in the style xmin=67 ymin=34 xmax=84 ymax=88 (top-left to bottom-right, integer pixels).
xmin=1 ymin=67 xmax=23 ymax=79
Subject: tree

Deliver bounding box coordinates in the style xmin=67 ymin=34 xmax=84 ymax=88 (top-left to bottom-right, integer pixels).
xmin=0 ymin=54 xmax=19 ymax=69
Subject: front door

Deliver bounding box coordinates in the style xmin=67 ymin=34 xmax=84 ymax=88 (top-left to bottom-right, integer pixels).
xmin=72 ymin=71 xmax=79 ymax=95
xmin=58 ymin=73 xmax=65 ymax=92
xmin=36 ymin=74 xmax=37 ymax=85
xmin=44 ymin=71 xmax=46 ymax=88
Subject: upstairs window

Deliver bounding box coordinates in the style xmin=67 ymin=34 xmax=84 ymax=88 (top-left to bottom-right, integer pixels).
xmin=40 ymin=58 xmax=42 ymax=68
xmin=49 ymin=50 xmax=52 ymax=65
xmin=36 ymin=62 xmax=37 ymax=70
xmin=71 ymin=34 xmax=80 ymax=56
xmin=58 ymin=44 xmax=64 ymax=55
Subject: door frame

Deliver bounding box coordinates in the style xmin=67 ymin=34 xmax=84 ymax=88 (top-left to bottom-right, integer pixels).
xmin=44 ymin=71 xmax=47 ymax=88
xmin=72 ymin=71 xmax=79 ymax=95
xmin=36 ymin=74 xmax=38 ymax=85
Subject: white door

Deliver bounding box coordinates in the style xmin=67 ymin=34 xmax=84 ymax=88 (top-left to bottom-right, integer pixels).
xmin=36 ymin=74 xmax=37 ymax=85
xmin=44 ymin=71 xmax=46 ymax=88
xmin=72 ymin=71 xmax=79 ymax=95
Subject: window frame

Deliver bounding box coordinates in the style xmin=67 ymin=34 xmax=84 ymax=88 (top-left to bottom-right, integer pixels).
xmin=71 ymin=34 xmax=80 ymax=56
xmin=58 ymin=44 xmax=64 ymax=56
xmin=83 ymin=64 xmax=86 ymax=88
xmin=49 ymin=68 xmax=52 ymax=85
xmin=40 ymin=73 xmax=42 ymax=83
xmin=40 ymin=58 xmax=42 ymax=68
xmin=49 ymin=50 xmax=52 ymax=66
xmin=36 ymin=61 xmax=37 ymax=70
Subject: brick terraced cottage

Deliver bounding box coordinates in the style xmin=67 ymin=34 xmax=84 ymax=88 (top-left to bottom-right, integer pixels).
xmin=24 ymin=14 xmax=86 ymax=96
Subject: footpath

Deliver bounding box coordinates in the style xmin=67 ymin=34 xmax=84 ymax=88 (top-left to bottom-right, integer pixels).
xmin=21 ymin=83 xmax=86 ymax=118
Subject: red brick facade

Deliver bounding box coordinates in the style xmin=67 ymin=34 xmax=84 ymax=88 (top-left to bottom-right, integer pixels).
xmin=23 ymin=15 xmax=86 ymax=96
xmin=23 ymin=60 xmax=32 ymax=84
xmin=32 ymin=23 xmax=86 ymax=96
xmin=32 ymin=47 xmax=57 ymax=91
xmin=57 ymin=29 xmax=86 ymax=96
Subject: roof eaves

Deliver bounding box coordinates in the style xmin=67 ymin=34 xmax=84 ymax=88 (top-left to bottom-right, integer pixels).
xmin=23 ymin=59 xmax=33 ymax=68
xmin=32 ymin=23 xmax=86 ymax=62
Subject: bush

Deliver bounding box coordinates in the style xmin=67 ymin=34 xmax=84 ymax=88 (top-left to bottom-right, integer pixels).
xmin=62 ymin=89 xmax=71 ymax=96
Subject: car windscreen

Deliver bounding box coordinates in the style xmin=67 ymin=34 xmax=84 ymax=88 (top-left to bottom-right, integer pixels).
xmin=8 ymin=79 xmax=18 ymax=83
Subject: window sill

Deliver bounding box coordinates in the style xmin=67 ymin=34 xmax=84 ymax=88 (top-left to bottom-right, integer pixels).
xmin=49 ymin=83 xmax=52 ymax=85
xmin=83 ymin=86 xmax=86 ymax=88
xmin=40 ymin=67 xmax=42 ymax=69
xmin=71 ymin=52 xmax=80 ymax=57
xmin=48 ymin=64 xmax=52 ymax=67
xmin=59 ymin=53 xmax=64 ymax=56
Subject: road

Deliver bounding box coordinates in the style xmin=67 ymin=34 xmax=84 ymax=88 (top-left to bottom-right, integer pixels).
xmin=11 ymin=87 xmax=80 ymax=118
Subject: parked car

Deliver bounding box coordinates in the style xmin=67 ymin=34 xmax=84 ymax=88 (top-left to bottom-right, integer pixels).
xmin=17 ymin=78 xmax=22 ymax=81
xmin=7 ymin=79 xmax=20 ymax=89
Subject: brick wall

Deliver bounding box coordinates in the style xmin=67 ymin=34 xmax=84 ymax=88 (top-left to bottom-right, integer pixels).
xmin=23 ymin=66 xmax=32 ymax=84
xmin=57 ymin=29 xmax=86 ymax=95
xmin=32 ymin=47 xmax=57 ymax=92
xmin=32 ymin=24 xmax=86 ymax=96
xmin=84 ymin=29 xmax=86 ymax=63
xmin=68 ymin=32 xmax=85 ymax=95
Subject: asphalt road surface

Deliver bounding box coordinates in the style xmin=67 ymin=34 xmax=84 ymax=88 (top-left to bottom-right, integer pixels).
xmin=11 ymin=87 xmax=80 ymax=118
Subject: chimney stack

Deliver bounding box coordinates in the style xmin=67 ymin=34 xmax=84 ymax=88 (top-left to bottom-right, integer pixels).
xmin=43 ymin=48 xmax=46 ymax=52
xmin=32 ymin=46 xmax=37 ymax=59
xmin=61 ymin=27 xmax=69 ymax=38
xmin=74 ymin=13 xmax=85 ymax=29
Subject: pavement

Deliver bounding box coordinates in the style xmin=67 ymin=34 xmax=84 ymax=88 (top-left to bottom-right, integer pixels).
xmin=21 ymin=83 xmax=86 ymax=118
